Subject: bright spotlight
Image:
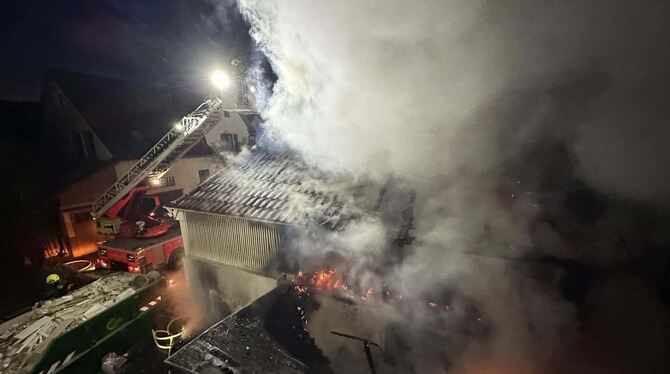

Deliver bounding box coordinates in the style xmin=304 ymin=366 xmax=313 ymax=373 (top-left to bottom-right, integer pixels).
xmin=150 ymin=178 xmax=162 ymax=187
xmin=174 ymin=122 xmax=183 ymax=132
xmin=248 ymin=85 xmax=256 ymax=93
xmin=210 ymin=70 xmax=230 ymax=90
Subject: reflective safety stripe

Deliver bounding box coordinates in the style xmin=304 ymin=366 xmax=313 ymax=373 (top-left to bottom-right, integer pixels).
xmin=139 ymin=295 xmax=162 ymax=313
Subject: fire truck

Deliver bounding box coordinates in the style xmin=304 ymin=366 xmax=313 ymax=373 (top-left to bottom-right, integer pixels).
xmin=91 ymin=63 xmax=257 ymax=273
xmin=96 ymin=225 xmax=184 ymax=273
xmin=91 ymin=97 xmax=225 ymax=273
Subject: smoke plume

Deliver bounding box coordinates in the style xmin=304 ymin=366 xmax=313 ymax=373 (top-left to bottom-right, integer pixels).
xmin=237 ymin=0 xmax=670 ymax=372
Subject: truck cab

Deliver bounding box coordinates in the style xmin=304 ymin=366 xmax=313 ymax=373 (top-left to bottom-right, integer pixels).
xmin=96 ymin=226 xmax=184 ymax=273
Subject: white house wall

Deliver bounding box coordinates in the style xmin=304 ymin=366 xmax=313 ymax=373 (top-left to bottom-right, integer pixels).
xmin=205 ymin=113 xmax=250 ymax=150
xmin=114 ymin=156 xmax=221 ymax=198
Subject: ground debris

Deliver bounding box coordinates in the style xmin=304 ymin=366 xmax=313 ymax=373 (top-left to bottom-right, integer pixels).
xmin=0 ymin=272 xmax=138 ymax=373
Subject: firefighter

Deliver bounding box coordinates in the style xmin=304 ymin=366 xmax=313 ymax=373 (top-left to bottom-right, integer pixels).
xmin=45 ymin=273 xmax=71 ymax=298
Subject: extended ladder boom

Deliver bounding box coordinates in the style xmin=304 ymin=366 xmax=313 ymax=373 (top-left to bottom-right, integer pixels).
xmin=92 ymin=97 xmax=223 ymax=218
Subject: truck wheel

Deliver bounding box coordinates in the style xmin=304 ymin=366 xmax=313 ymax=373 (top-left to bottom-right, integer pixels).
xmin=168 ymin=248 xmax=185 ymax=270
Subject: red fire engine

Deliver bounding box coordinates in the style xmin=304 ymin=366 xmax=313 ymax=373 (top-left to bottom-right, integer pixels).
xmin=90 ymin=97 xmax=226 ymax=273
xmin=96 ymin=225 xmax=184 ymax=273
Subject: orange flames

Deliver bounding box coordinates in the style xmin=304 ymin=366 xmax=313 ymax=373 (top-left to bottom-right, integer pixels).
xmin=293 ymin=269 xmax=385 ymax=304
xmin=295 ymin=269 xmax=349 ymax=294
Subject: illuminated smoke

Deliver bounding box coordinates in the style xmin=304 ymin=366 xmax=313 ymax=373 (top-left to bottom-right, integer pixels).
xmin=239 ymin=0 xmax=670 ymax=197
xmin=236 ymin=0 xmax=670 ymax=372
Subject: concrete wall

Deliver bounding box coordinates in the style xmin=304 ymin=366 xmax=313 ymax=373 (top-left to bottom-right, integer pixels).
xmin=183 ymin=256 xmax=277 ymax=325
xmin=58 ymin=165 xmax=118 ymax=256
xmin=61 ymin=209 xmax=101 ymax=257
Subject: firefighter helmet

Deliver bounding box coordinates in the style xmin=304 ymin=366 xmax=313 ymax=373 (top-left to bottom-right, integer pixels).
xmin=46 ymin=273 xmax=60 ymax=284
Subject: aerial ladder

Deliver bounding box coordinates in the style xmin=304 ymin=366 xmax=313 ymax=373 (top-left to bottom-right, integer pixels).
xmin=92 ymin=61 xmax=257 ymax=237
xmin=92 ymin=97 xmax=223 ymax=217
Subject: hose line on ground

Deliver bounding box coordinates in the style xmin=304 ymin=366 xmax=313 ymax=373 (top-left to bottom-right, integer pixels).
xmin=152 ymin=317 xmax=184 ymax=357
xmin=64 ymin=259 xmax=96 ymax=272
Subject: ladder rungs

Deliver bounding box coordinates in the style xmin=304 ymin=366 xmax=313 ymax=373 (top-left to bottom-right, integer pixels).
xmin=91 ymin=97 xmax=224 ymax=217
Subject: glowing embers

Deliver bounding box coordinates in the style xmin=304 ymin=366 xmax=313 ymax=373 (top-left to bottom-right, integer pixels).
xmin=293 ymin=269 xmax=382 ymax=304
xmin=294 ymin=269 xmax=349 ymax=295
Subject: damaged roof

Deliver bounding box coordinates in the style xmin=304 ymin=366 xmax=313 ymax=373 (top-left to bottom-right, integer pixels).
xmin=169 ymin=150 xmax=382 ymax=230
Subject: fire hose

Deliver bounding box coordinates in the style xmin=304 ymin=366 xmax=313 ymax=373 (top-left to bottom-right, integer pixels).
xmin=152 ymin=317 xmax=184 ymax=357
xmin=64 ymin=259 xmax=96 ymax=272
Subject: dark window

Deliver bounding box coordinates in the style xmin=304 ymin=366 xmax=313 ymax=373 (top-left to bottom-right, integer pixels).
xmin=220 ymin=133 xmax=240 ymax=153
xmin=83 ymin=131 xmax=95 ymax=158
xmin=223 ymin=111 xmax=230 ymax=118
xmin=71 ymin=131 xmax=85 ymax=160
xmin=198 ymin=169 xmax=210 ymax=183
xmin=72 ymin=211 xmax=91 ymax=223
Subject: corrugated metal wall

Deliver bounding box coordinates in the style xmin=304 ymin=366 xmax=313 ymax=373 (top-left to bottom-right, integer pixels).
xmin=181 ymin=211 xmax=282 ymax=273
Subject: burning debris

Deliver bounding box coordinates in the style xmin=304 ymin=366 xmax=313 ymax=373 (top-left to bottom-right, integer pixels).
xmin=294 ymin=270 xmax=348 ymax=295
xmin=0 ymin=273 xmax=140 ymax=373
xmin=293 ymin=268 xmax=388 ymax=307
xmin=288 ymin=266 xmax=492 ymax=373
xmin=170 ymin=254 xmax=492 ymax=373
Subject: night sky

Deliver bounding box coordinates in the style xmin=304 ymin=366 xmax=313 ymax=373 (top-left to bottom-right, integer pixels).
xmin=0 ymin=0 xmax=253 ymax=101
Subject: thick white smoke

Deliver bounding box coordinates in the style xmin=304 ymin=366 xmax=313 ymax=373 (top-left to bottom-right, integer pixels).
xmin=239 ymin=0 xmax=670 ymax=197
xmin=236 ymin=0 xmax=670 ymax=372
